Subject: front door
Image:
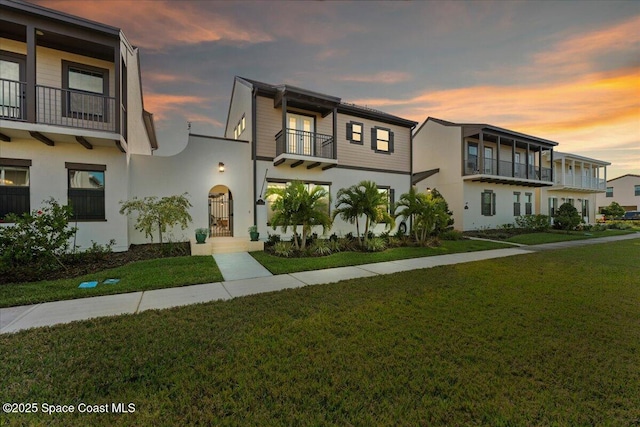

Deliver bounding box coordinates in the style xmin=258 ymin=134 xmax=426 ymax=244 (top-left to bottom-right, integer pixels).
xmin=209 ymin=189 xmax=233 ymax=237
xmin=0 ymin=53 xmax=26 ymax=119
xmin=287 ymin=113 xmax=314 ymax=156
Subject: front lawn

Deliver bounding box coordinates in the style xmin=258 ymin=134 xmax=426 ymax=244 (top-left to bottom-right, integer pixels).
xmin=505 ymin=229 xmax=635 ymax=245
xmin=251 ymin=239 xmax=511 ymax=274
xmin=0 ymin=256 xmax=222 ymax=308
xmin=1 ymin=239 xmax=639 ymax=426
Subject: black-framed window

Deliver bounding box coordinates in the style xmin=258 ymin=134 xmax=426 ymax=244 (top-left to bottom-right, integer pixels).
xmin=377 ymin=186 xmax=395 ymax=217
xmin=265 ymin=180 xmax=330 ymax=225
xmin=467 ymin=142 xmax=478 ymax=173
xmin=525 ymin=193 xmax=533 ymax=215
xmin=549 ymin=197 xmax=558 ymax=217
xmin=62 ymin=61 xmax=109 ymax=121
xmin=513 ymin=192 xmax=521 ymax=216
xmin=1 ymin=51 xmax=27 ymax=120
xmin=371 ymin=126 xmax=394 ymax=154
xmin=66 ymin=163 xmax=106 ymax=221
xmin=346 ymin=121 xmax=363 ymax=144
xmin=481 ymin=190 xmax=495 ymax=216
xmin=606 ymin=187 xmax=613 ymax=197
xmin=635 ymin=185 xmax=640 ymax=196
xmin=0 ymin=158 xmax=31 ymax=220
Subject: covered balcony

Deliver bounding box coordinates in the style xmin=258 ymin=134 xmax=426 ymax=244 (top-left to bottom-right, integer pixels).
xmin=274 ymin=128 xmax=336 ymax=169
xmin=545 ymin=151 xmax=609 ymax=193
xmin=462 ymin=124 xmax=557 ymax=187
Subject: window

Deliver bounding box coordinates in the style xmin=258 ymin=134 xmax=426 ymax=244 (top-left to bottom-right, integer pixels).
xmin=266 ymin=181 xmax=330 ymax=225
xmin=0 ymin=159 xmax=31 ymax=219
xmin=63 ymin=61 xmax=109 ymax=120
xmin=606 ymin=187 xmax=613 ymax=197
xmin=513 ymin=192 xmax=521 ymax=216
xmin=635 ymin=185 xmax=640 ymax=196
xmin=525 ymin=193 xmax=532 ymax=215
xmin=1 ymin=52 xmax=26 ymax=120
xmin=549 ymin=197 xmax=558 ymax=217
xmin=234 ymin=114 xmax=246 ymax=139
xmin=377 ymin=186 xmax=395 ymax=217
xmin=566 ymin=198 xmax=574 ymax=206
xmin=346 ymin=121 xmax=363 ymax=144
xmin=467 ymin=142 xmax=478 ymax=173
xmin=484 ymin=147 xmax=494 ymax=174
xmin=66 ymin=163 xmax=105 ymax=220
xmin=371 ymin=127 xmax=393 ymax=153
xmin=582 ymin=199 xmax=589 ymax=220
xmin=481 ymin=190 xmax=495 ymax=216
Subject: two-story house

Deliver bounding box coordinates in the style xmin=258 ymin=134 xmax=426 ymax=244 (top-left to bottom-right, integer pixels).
xmin=0 ymin=0 xmax=157 ymax=251
xmin=596 ymin=174 xmax=640 ymax=213
xmin=412 ymin=117 xmax=557 ymax=230
xmin=538 ymin=151 xmax=609 ymax=223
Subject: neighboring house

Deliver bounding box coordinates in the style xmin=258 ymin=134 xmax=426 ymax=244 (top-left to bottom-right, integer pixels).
xmin=538 ymin=151 xmax=609 ymax=224
xmin=0 ymin=0 xmax=157 ymax=251
xmin=596 ymin=174 xmax=640 ymax=212
xmin=412 ymin=117 xmax=557 ymax=231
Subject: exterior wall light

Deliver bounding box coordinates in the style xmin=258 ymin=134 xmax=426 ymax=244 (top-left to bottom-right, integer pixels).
xmin=218 ymin=162 xmax=225 ymax=172
xmin=464 ymin=202 xmax=469 ymax=210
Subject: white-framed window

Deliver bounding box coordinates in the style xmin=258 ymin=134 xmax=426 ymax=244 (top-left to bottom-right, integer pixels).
xmin=371 ymin=126 xmax=393 ymax=154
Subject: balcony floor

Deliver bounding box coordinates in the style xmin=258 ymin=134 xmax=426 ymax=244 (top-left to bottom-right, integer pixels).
xmin=463 ymin=173 xmax=553 ymax=187
xmin=273 ymin=153 xmax=338 ymax=170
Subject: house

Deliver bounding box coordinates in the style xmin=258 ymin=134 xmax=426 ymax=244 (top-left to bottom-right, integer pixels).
xmin=596 ymin=174 xmax=640 ymax=212
xmin=129 ymin=76 xmax=417 ymax=251
xmin=412 ymin=117 xmax=558 ymax=231
xmin=0 ymin=0 xmax=157 ymax=252
xmin=538 ymin=151 xmax=609 ymax=223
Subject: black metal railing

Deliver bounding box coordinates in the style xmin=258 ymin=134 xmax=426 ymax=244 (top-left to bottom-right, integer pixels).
xmin=0 ymin=78 xmax=27 ymax=121
xmin=275 ymin=128 xmax=335 ymax=159
xmin=36 ymin=85 xmax=116 ymax=132
xmin=465 ymin=156 xmax=552 ymax=182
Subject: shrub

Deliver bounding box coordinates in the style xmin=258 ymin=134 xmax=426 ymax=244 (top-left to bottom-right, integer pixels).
xmin=601 ymin=202 xmax=625 ymax=219
xmin=554 ymin=203 xmax=582 ymax=232
xmin=81 ymin=239 xmax=116 ymax=262
xmin=310 ymin=239 xmax=332 ymax=256
xmin=273 ymin=241 xmax=295 ymax=257
xmin=426 ymin=236 xmax=441 ymax=247
xmin=0 ymin=198 xmax=77 ymax=269
xmin=328 ymin=239 xmax=342 ymax=253
xmin=364 ymin=237 xmax=387 ymax=252
xmin=440 ymin=230 xmax=465 ymax=241
xmin=119 ymin=193 xmax=192 ymax=244
xmin=608 ymin=221 xmax=633 ymax=230
xmin=515 ymin=214 xmax=551 ymax=232
xmin=267 ymin=233 xmax=281 ymax=246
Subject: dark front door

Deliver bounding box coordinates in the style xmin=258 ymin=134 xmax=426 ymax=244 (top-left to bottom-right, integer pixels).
xmin=209 ymin=191 xmax=233 ymax=237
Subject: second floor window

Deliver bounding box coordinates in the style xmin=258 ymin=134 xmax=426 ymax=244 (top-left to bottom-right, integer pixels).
xmin=606 ymin=187 xmax=613 ymax=197
xmin=467 ymin=143 xmax=478 ymax=173
xmin=635 ymin=185 xmax=640 ymax=196
xmin=346 ymin=121 xmax=363 ymax=144
xmin=63 ymin=61 xmax=109 ymax=120
xmin=371 ymin=127 xmax=393 ymax=154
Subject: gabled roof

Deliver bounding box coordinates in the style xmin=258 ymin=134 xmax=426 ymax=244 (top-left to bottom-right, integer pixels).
xmin=416 ymin=116 xmax=559 ymax=147
xmin=238 ymin=76 xmax=417 ymax=128
xmin=547 ymin=151 xmax=610 ymax=166
xmin=608 ymin=173 xmax=640 ymax=182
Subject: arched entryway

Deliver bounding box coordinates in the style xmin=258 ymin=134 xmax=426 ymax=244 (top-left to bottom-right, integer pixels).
xmin=209 ymin=185 xmax=233 ymax=237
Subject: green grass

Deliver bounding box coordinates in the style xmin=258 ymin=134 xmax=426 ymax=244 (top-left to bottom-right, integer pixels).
xmin=251 ymin=239 xmax=512 ymax=274
xmin=0 ymin=256 xmax=222 ymax=308
xmin=506 ymin=229 xmax=636 ymax=245
xmin=1 ymin=239 xmax=639 ymax=426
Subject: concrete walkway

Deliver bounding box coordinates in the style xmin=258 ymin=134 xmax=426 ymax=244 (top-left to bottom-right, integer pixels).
xmin=1 ymin=233 xmax=637 ymax=334
xmin=213 ymin=252 xmax=272 ymax=281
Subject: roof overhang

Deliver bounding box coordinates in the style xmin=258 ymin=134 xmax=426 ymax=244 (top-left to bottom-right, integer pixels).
xmin=463 ymin=174 xmax=553 ymax=188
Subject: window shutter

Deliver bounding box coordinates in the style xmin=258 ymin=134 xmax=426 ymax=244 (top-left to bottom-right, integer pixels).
xmin=389 ymin=131 xmax=394 ymax=153
xmin=492 ymin=192 xmax=496 ymax=216
xmin=371 ymin=128 xmax=377 ymax=150
xmin=346 ymin=122 xmax=352 ymax=141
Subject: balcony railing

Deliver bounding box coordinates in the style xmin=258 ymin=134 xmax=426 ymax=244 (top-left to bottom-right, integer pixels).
xmin=554 ymin=173 xmax=606 ymax=190
xmin=466 ymin=156 xmax=552 ymax=182
xmin=276 ymin=128 xmax=335 ymax=159
xmin=0 ymin=78 xmax=26 ymax=121
xmin=37 ymin=85 xmax=116 ymax=132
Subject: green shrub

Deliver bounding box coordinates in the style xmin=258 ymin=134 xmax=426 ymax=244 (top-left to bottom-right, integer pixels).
xmin=515 ymin=214 xmax=551 ymax=232
xmin=81 ymin=239 xmax=116 ymax=262
xmin=364 ymin=237 xmax=387 ymax=252
xmin=554 ymin=203 xmax=582 ymax=232
xmin=608 ymin=221 xmax=633 ymax=230
xmin=310 ymin=239 xmax=332 ymax=256
xmin=273 ymin=241 xmax=295 ymax=257
xmin=440 ymin=230 xmax=465 ymax=241
xmin=267 ymin=233 xmax=281 ymax=246
xmin=328 ymin=239 xmax=342 ymax=253
xmin=0 ymin=198 xmax=77 ymax=269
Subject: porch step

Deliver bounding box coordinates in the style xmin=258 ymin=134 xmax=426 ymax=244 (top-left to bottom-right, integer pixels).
xmin=190 ymin=237 xmax=264 ymax=255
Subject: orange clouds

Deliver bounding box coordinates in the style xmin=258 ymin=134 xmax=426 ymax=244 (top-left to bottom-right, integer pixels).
xmin=35 ymin=1 xmax=272 ymax=49
xmin=143 ymin=93 xmax=221 ymax=127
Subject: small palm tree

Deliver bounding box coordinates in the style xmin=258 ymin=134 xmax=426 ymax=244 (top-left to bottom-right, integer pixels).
xmin=333 ymin=185 xmax=365 ymax=244
xmin=395 ymin=188 xmax=449 ymax=245
xmin=359 ymin=180 xmax=394 ymax=245
xmin=266 ymin=181 xmax=331 ymax=250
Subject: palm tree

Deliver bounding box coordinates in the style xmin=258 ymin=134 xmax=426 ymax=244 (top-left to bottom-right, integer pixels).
xmin=333 ymin=184 xmax=365 ymax=244
xmin=266 ymin=181 xmax=331 ymax=250
xmin=395 ymin=188 xmax=449 ymax=246
xmin=359 ymin=180 xmax=394 ymax=245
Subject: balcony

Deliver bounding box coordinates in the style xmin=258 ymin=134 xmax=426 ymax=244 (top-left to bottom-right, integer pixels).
xmin=551 ymin=173 xmax=607 ymax=192
xmin=274 ymin=128 xmax=337 ymax=169
xmin=464 ymin=156 xmax=552 ymax=187
xmin=1 ymin=78 xmax=116 ymax=133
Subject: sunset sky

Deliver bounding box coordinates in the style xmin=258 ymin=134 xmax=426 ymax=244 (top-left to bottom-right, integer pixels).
xmin=35 ymin=0 xmax=639 ymax=178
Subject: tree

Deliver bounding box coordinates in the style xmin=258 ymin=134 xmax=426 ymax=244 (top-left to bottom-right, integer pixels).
xmin=601 ymin=201 xmax=625 ymax=219
xmin=360 ymin=181 xmax=395 ymax=245
xmin=395 ymin=188 xmax=450 ymax=246
xmin=553 ymin=202 xmax=582 ymax=232
xmin=119 ymin=193 xmax=193 ymax=244
xmin=333 ymin=184 xmax=365 ymax=244
xmin=266 ymin=181 xmax=331 ymax=251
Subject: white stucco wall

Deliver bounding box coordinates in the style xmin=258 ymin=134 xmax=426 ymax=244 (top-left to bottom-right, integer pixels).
xmin=0 ymin=138 xmax=129 ymax=251
xmin=463 ymin=182 xmax=537 ymax=230
xmin=128 ymin=134 xmax=252 ymax=243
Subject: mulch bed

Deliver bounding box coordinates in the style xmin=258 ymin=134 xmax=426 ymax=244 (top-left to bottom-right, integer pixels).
xmin=1 ymin=242 xmax=190 ymax=285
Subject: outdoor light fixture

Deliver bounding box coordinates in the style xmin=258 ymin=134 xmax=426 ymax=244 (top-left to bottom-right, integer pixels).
xmin=218 ymin=162 xmax=225 ymax=172
xmin=464 ymin=202 xmax=469 ymax=210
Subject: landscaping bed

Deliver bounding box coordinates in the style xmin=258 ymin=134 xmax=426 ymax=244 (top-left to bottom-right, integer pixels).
xmin=0 ymin=242 xmax=190 ymax=285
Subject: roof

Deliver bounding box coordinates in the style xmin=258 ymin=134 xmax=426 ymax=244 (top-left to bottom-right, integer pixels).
xmin=548 ymin=151 xmax=610 ymax=166
xmin=412 ymin=168 xmax=440 ymax=185
xmin=608 ymin=173 xmax=640 ymax=182
xmin=237 ymin=76 xmax=417 ymax=128
xmin=415 ymin=116 xmax=559 ymax=147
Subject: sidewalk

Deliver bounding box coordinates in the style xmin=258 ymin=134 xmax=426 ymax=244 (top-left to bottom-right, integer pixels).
xmin=1 ymin=233 xmax=637 ymax=334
